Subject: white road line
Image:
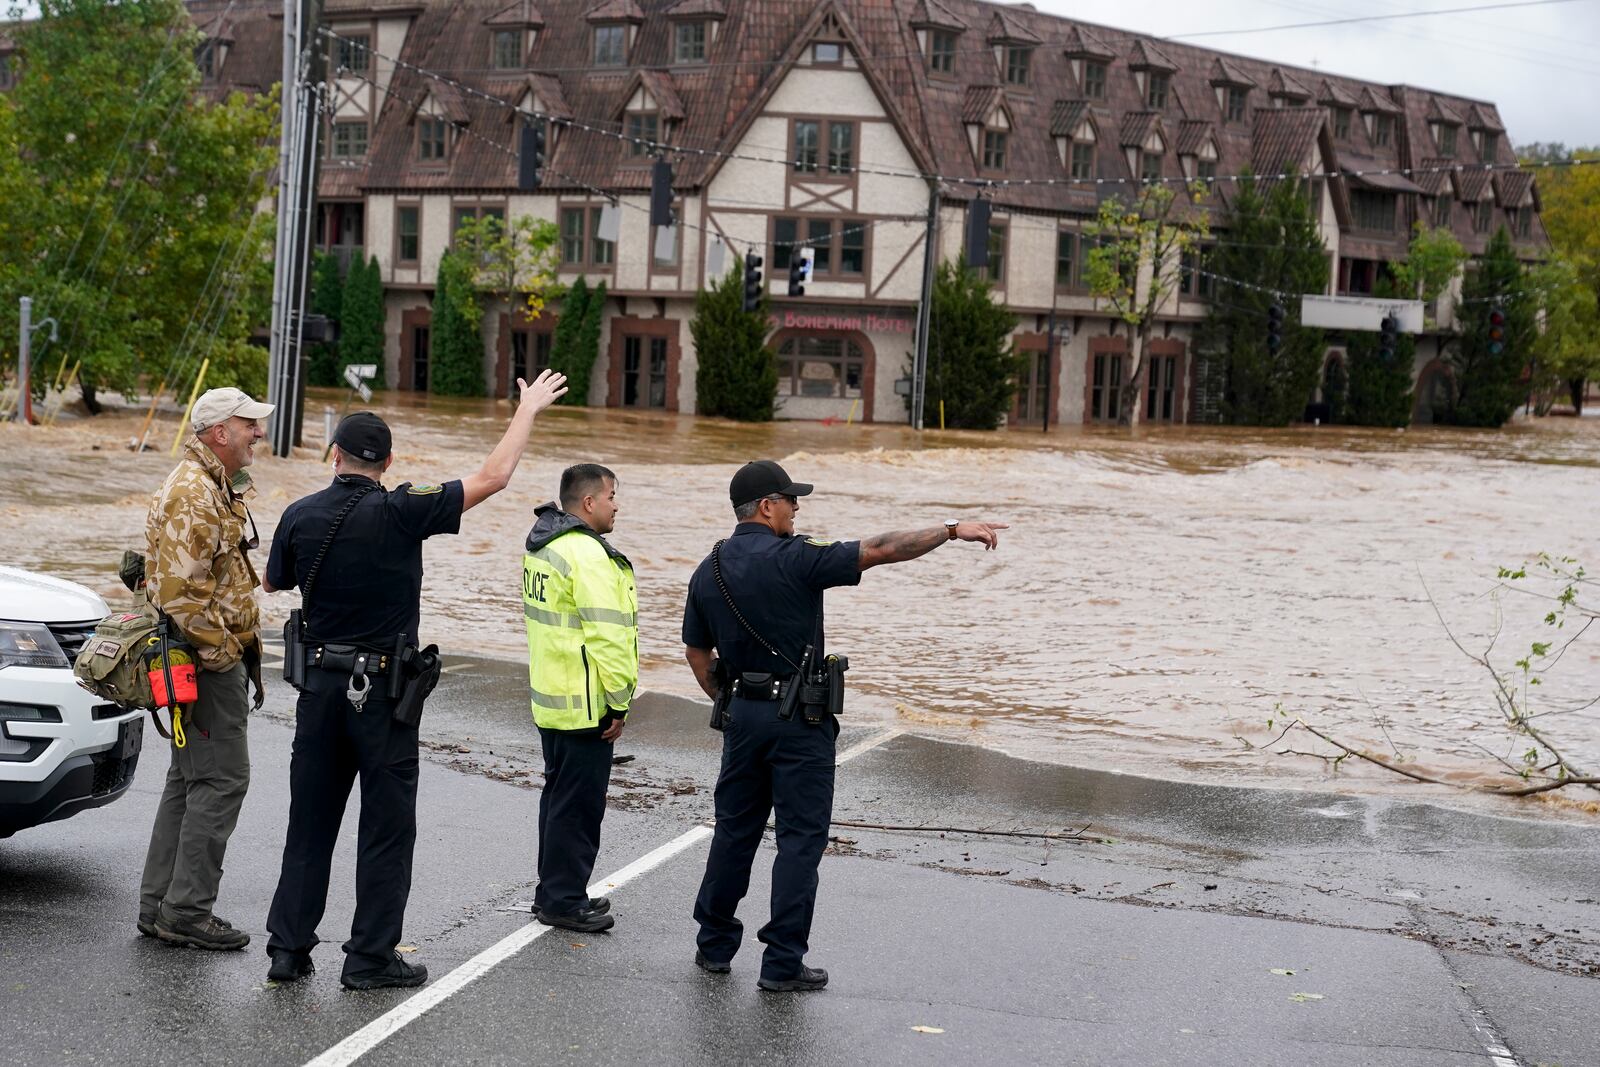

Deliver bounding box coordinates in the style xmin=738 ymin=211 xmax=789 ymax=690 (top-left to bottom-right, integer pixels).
xmin=302 ymin=723 xmax=902 ymax=1067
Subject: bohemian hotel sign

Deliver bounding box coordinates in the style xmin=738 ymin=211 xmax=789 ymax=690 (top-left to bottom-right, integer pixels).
xmin=767 ymin=306 xmax=916 ymax=336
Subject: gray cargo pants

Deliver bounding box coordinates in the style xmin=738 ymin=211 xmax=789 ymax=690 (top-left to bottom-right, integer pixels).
xmin=139 ymin=661 xmax=251 ymax=923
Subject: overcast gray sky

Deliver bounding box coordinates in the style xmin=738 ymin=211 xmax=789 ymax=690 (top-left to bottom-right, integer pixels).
xmin=1034 ymin=0 xmax=1600 ymax=147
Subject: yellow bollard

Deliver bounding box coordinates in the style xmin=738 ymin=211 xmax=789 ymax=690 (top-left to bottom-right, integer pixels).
xmin=846 ymin=398 xmax=860 ymax=426
xmin=171 ymin=357 xmax=211 ymax=456
xmin=939 ymin=399 xmax=946 ymax=431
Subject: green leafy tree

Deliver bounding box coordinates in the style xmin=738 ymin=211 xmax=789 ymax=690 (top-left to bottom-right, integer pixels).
xmin=692 ymin=264 xmax=776 ymax=421
xmin=454 ymin=213 xmax=562 ymax=395
xmin=915 ymin=257 xmax=1021 ymax=430
xmin=307 ymin=251 xmax=344 ymax=387
xmin=547 ymin=276 xmax=605 ymax=405
xmin=1195 ymin=178 xmax=1327 ymax=426
xmin=1341 ymin=276 xmax=1417 ymax=428
xmin=1520 ymin=145 xmax=1600 ymax=412
xmin=1445 ymin=228 xmax=1533 ymax=427
xmin=1085 ymin=182 xmax=1210 ymax=425
xmin=0 ymin=0 xmax=277 ymax=412
xmin=428 ymin=249 xmax=484 ymax=397
xmin=1528 ymin=255 xmax=1600 ymax=413
xmin=338 ymin=255 xmax=386 ymax=388
xmin=575 ymin=279 xmax=606 ymax=403
xmin=1392 ymin=223 xmax=1467 ymax=324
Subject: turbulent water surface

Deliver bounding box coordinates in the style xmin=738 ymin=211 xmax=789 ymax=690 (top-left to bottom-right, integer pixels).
xmin=3 ymin=391 xmax=1597 ymax=808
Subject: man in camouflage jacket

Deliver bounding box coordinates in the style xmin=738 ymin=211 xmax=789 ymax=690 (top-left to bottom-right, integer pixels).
xmin=138 ymin=387 xmax=273 ymax=951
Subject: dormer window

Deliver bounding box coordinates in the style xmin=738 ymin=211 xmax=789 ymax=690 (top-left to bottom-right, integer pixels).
xmin=1146 ymin=72 xmax=1169 ymax=109
xmin=1474 ymin=199 xmax=1494 ymax=233
xmin=982 ymin=128 xmax=1008 ymax=170
xmin=928 ymin=30 xmax=957 ymax=74
xmin=195 ymin=41 xmax=217 ymax=80
xmin=1371 ymin=114 xmax=1393 ymax=148
xmin=594 ymin=24 xmax=627 ymax=66
xmin=492 ymin=30 xmax=522 ymax=69
xmin=674 ymin=21 xmax=707 ymax=63
xmin=335 ymin=32 xmax=369 ymax=74
xmin=418 ymin=117 xmax=449 ymax=163
xmin=1141 ymin=150 xmax=1164 ymax=183
xmin=1433 ymin=122 xmax=1458 ymax=157
xmin=0 ymin=54 xmax=14 ymax=91
xmin=625 ymin=111 xmax=658 ymax=157
xmin=1053 ymin=107 xmax=1098 ymax=181
xmin=1332 ymin=107 xmax=1351 ymax=139
xmin=1433 ymin=195 xmax=1453 ymax=228
xmin=1225 ymin=86 xmax=1247 ymax=123
xmin=1004 ymin=46 xmax=1031 ymax=87
xmin=813 ymin=42 xmax=843 ymax=64
xmin=1474 ymin=130 xmax=1498 ymax=159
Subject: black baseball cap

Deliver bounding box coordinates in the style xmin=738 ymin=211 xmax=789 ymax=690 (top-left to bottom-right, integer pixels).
xmin=333 ymin=411 xmax=392 ymax=463
xmin=730 ymin=460 xmax=813 ymax=508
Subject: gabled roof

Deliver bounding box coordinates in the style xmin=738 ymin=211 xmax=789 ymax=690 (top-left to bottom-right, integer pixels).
xmin=1209 ymin=57 xmax=1256 ymax=88
xmin=1049 ymin=99 xmax=1089 ymax=137
xmin=1455 ymin=167 xmax=1493 ymax=202
xmin=1358 ymin=86 xmax=1403 ymax=114
xmin=411 ymin=82 xmax=470 ymax=124
xmin=1466 ymin=103 xmax=1504 ymax=132
xmin=1412 ymin=158 xmax=1452 ymax=196
xmin=663 ymin=0 xmax=727 ymax=17
xmin=633 ymin=69 xmax=686 ymax=121
xmin=1119 ymin=110 xmax=1164 ymax=148
xmin=1176 ymin=119 xmax=1214 ymax=156
xmin=585 ymin=0 xmax=642 ymax=23
xmin=1317 ymin=79 xmax=1360 ymax=108
xmin=1251 ymin=107 xmax=1324 ymax=176
xmin=962 ymin=84 xmax=1006 ymax=125
xmin=1061 ymin=25 xmax=1114 ymax=59
xmin=195 ymin=9 xmax=236 ymax=42
xmin=909 ymin=0 xmax=963 ymax=30
xmin=1127 ymin=38 xmax=1177 ymax=71
xmin=483 ymin=1 xmax=544 ymax=28
xmin=1267 ymin=68 xmax=1311 ymax=100
xmin=1343 ymin=162 xmax=1425 ymax=195
xmin=1427 ymin=96 xmax=1465 ymax=125
xmin=986 ymin=9 xmax=1040 ymax=45
xmin=494 ymin=72 xmax=572 ymax=120
xmin=1495 ymin=169 xmax=1533 ymax=205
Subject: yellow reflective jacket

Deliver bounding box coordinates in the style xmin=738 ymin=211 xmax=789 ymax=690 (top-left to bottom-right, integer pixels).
xmin=522 ymin=504 xmax=638 ymax=731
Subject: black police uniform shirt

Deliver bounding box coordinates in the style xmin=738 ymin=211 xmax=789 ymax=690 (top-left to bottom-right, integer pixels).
xmin=265 ymin=475 xmax=465 ymax=648
xmin=682 ymin=523 xmax=861 ymax=677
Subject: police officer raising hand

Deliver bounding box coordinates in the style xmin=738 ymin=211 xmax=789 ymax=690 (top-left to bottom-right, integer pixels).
xmin=682 ymin=460 xmax=1008 ymax=993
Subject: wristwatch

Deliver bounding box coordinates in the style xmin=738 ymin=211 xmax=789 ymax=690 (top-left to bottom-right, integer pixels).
xmin=945 ymin=519 xmax=959 ymax=541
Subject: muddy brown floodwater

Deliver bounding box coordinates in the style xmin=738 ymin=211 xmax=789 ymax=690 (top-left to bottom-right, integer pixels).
xmin=3 ymin=390 xmax=1597 ymax=813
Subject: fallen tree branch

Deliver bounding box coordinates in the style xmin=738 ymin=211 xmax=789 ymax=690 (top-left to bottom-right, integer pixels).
xmin=1294 ymin=722 xmax=1456 ymax=786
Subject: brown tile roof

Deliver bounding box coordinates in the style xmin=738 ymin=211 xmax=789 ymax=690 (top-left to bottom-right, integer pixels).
xmin=484 ymin=0 xmax=545 ymax=26
xmin=1209 ymin=57 xmax=1255 ymax=87
xmin=1251 ymin=107 xmax=1323 ymax=176
xmin=635 ymin=69 xmax=686 ymax=120
xmin=1127 ymin=38 xmax=1177 ymax=71
xmin=1317 ymin=79 xmax=1360 ymax=108
xmin=908 ymin=0 xmax=963 ymax=30
xmin=1176 ymin=119 xmax=1213 ymax=156
xmin=1412 ymin=158 xmax=1452 ymax=196
xmin=587 ymin=0 xmax=644 ymax=21
xmin=1049 ymin=98 xmax=1088 ymax=138
xmin=1119 ymin=110 xmax=1160 ymax=148
xmin=1466 ymin=103 xmax=1504 ymax=132
xmin=1495 ymin=169 xmax=1533 ymax=206
xmin=961 ymin=84 xmax=1004 ymax=124
xmin=1358 ymin=86 xmax=1402 ymax=114
xmin=1267 ymin=68 xmax=1311 ymax=100
xmin=1060 ymin=25 xmax=1113 ymax=59
xmin=1427 ymin=96 xmax=1465 ymax=125
xmin=985 ymin=9 xmax=1040 ymax=44
xmin=1344 ymin=165 xmax=1425 ymax=195
xmin=1455 ymin=167 xmax=1493 ymax=202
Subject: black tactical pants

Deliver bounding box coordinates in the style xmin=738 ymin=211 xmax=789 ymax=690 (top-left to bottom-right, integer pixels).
xmin=693 ymin=698 xmax=838 ymax=981
xmin=266 ymin=666 xmax=420 ymax=978
xmin=534 ymin=727 xmax=614 ymax=915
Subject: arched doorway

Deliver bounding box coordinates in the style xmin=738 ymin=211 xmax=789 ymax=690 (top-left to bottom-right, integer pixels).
xmin=770 ymin=329 xmax=875 ymax=422
xmin=1413 ymin=359 xmax=1454 ymax=425
xmin=1307 ymin=350 xmax=1348 ymax=423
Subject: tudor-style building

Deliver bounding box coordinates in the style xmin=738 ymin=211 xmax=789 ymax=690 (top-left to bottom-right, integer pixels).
xmin=184 ymin=0 xmax=1547 ymax=426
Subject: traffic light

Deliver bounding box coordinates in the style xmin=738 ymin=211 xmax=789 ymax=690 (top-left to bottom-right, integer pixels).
xmin=964 ymin=197 xmax=992 ymax=269
xmin=787 ymin=248 xmax=811 ymax=297
xmin=518 ymin=120 xmax=546 ymax=191
xmin=742 ymin=253 xmax=764 ymax=313
xmin=1379 ymin=314 xmax=1398 ymax=364
xmin=1487 ymin=305 xmax=1507 ymax=356
xmin=649 ymin=157 xmax=674 ymax=228
xmin=1266 ymin=303 xmax=1285 ymax=355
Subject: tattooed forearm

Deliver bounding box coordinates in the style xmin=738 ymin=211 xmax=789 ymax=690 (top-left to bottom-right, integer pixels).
xmin=857 ymin=526 xmax=948 ymax=572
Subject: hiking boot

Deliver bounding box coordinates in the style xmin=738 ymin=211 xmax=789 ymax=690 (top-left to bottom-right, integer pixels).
xmin=694 ymin=950 xmax=731 ymax=974
xmin=154 ymin=913 xmax=250 ymax=951
xmin=758 ymin=965 xmax=828 ymax=992
xmin=267 ymin=949 xmax=315 ymax=983
xmin=341 ymin=954 xmax=428 ymax=991
xmin=137 ymin=913 xmax=158 ymax=938
xmin=535 ymin=905 xmax=615 ymax=933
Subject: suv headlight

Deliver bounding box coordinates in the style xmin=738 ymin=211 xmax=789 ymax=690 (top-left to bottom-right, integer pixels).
xmin=0 ymin=622 xmax=71 ymax=670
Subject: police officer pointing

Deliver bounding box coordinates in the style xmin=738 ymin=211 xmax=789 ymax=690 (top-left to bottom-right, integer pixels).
xmin=683 ymin=460 xmax=1005 ymax=991
xmin=260 ymin=370 xmax=567 ymax=990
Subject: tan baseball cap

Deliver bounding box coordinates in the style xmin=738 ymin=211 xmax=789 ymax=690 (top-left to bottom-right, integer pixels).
xmin=190 ymin=387 xmax=275 ymax=432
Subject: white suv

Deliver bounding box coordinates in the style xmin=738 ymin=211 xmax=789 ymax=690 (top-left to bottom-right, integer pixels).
xmin=0 ymin=566 xmax=145 ymax=838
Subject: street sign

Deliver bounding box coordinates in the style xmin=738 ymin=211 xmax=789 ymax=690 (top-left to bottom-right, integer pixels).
xmin=355 ymin=382 xmax=373 ymax=403
xmin=1300 ymin=295 xmax=1425 ymax=334
xmin=343 ymin=364 xmax=376 ymax=389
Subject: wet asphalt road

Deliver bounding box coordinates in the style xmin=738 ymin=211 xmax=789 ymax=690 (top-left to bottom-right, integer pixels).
xmin=2 ymin=652 xmax=1598 ymax=1066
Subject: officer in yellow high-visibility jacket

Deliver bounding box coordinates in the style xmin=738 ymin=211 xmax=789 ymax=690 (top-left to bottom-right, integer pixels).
xmin=522 ymin=463 xmax=637 ymax=933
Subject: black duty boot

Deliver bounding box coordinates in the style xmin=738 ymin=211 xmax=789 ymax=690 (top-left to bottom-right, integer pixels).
xmin=588 ymin=896 xmax=612 ymax=914
xmin=267 ymin=949 xmax=315 ymax=982
xmin=694 ymin=951 xmax=731 ymax=974
xmin=154 ymin=913 xmax=250 ymax=951
xmin=758 ymin=966 xmax=829 ymax=992
xmin=535 ymin=905 xmax=615 ymax=933
xmin=341 ymin=954 xmax=428 ymax=991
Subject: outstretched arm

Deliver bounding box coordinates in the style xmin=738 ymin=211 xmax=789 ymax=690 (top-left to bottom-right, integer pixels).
xmin=857 ymin=521 xmax=1008 ymax=572
xmin=461 ymin=370 xmax=569 ymax=511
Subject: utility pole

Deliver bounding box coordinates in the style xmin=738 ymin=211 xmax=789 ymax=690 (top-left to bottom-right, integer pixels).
xmin=14 ymin=297 xmax=59 ymax=425
xmin=266 ymin=0 xmax=326 ymax=457
xmin=1043 ymin=307 xmax=1056 ymax=434
xmin=910 ymin=180 xmax=940 ymax=431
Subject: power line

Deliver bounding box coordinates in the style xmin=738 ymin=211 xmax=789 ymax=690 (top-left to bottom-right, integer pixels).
xmin=1167 ymin=0 xmax=1585 ymax=39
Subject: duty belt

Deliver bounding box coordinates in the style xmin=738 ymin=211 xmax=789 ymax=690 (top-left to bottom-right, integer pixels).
xmin=305 ymin=643 xmax=397 ymax=711
xmin=730 ymin=672 xmax=792 ymax=702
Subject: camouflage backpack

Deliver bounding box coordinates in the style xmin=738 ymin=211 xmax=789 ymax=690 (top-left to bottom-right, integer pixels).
xmin=72 ymin=601 xmax=163 ymax=711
